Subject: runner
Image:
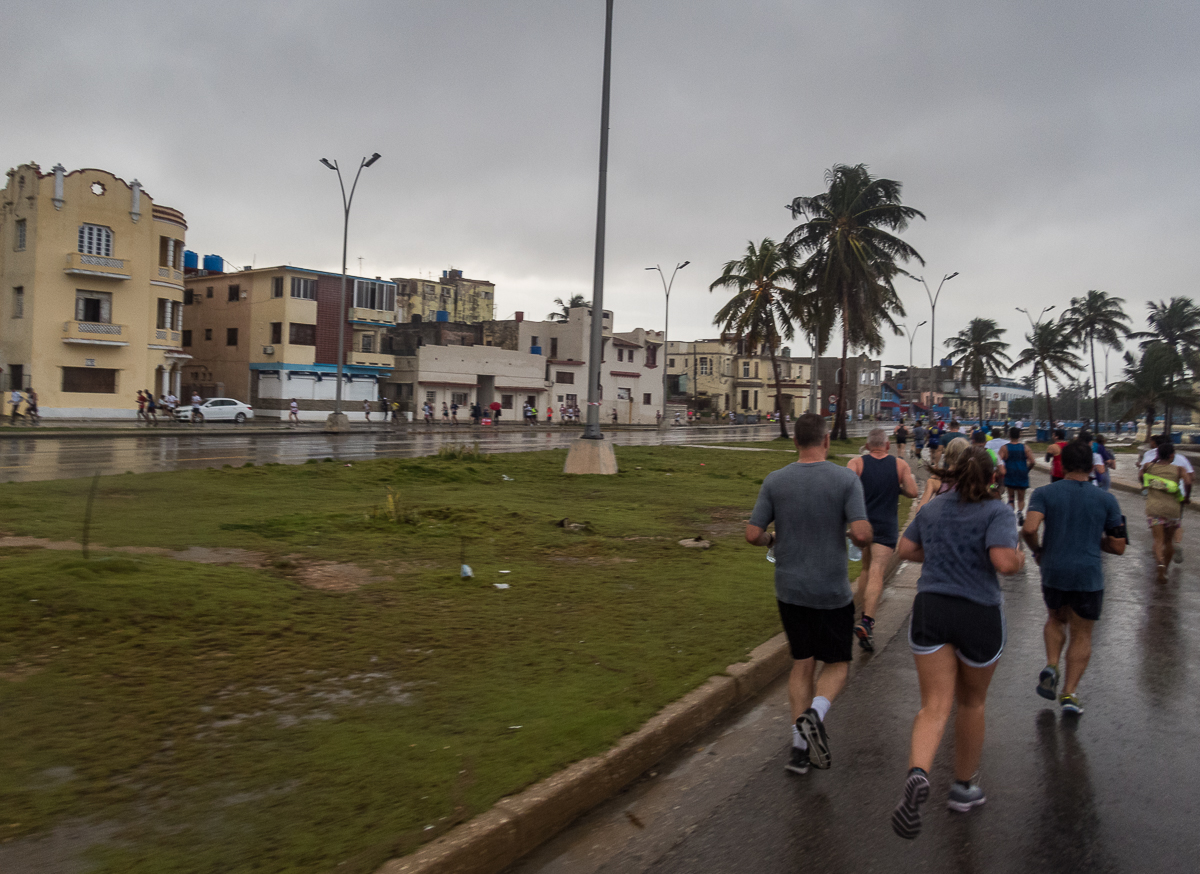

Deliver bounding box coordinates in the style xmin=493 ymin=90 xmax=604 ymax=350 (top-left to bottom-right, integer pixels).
xmin=363 ymin=399 xmax=372 ymax=422
xmin=1046 ymin=429 xmax=1068 ymax=482
xmin=1021 ymin=441 xmax=1126 ymax=716
xmin=1141 ymin=435 xmax=1193 ymax=563
xmin=848 ymin=428 xmax=919 ymax=651
xmin=1141 ymin=440 xmax=1190 ymax=575
xmin=288 ymin=398 xmax=300 ymax=427
xmin=891 ymin=446 xmax=1024 ymax=839
xmin=893 ymin=421 xmax=910 ymax=459
xmin=8 ymin=388 xmax=23 ymax=424
xmin=190 ymin=392 xmax=204 ymax=424
xmin=442 ymin=402 xmax=450 ymax=425
xmin=999 ymin=427 xmax=1033 ymax=521
xmin=24 ymin=388 xmax=39 ymax=425
xmin=450 ymin=401 xmax=459 ymax=426
xmin=916 ymin=437 xmax=969 ymax=510
xmin=145 ymin=392 xmax=158 ymax=426
xmin=136 ymin=390 xmax=147 ymax=422
xmin=1093 ymin=434 xmax=1115 ymax=491
xmin=911 ymin=420 xmax=927 ymax=463
xmin=745 ymin=413 xmax=872 ymax=775
xmin=971 ymin=430 xmax=1005 ymax=482
xmin=927 ymin=420 xmax=943 ymax=467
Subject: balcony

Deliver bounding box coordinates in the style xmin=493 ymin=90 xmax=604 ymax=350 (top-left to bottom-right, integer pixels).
xmin=63 ymin=252 xmax=131 ymax=280
xmin=348 ymin=350 xmax=394 ymax=368
xmin=155 ymin=265 xmax=185 ymax=286
xmin=62 ymin=320 xmax=129 ymax=346
xmin=150 ymin=328 xmax=183 ymax=348
xmin=348 ymin=307 xmax=396 ymax=324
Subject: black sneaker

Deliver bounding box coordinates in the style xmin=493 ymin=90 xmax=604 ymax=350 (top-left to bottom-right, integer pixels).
xmin=891 ymin=768 xmax=931 ymax=839
xmin=1037 ymin=665 xmax=1059 ymax=700
xmin=796 ymin=709 xmax=831 ymax=769
xmin=785 ymin=745 xmax=810 ymax=775
xmin=854 ymin=619 xmax=875 ymax=652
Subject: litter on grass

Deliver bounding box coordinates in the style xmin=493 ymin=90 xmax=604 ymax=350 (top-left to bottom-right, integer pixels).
xmin=501 ymin=474 xmax=514 ymax=481
xmin=460 ymin=564 xmax=473 ymax=579
xmin=494 ymin=583 xmax=510 ymax=590
xmin=498 ymin=570 xmax=511 ymax=574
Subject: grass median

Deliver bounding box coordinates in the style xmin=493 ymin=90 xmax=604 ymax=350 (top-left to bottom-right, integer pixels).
xmin=0 ymin=440 xmax=865 ymax=873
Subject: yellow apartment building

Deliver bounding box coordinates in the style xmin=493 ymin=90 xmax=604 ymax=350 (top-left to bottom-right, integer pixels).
xmin=394 ymin=268 xmax=495 ymax=324
xmin=0 ymin=163 xmax=188 ymax=416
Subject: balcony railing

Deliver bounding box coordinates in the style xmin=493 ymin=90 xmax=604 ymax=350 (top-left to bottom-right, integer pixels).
xmin=349 ymin=307 xmax=396 ymax=324
xmin=154 ymin=328 xmax=182 ymax=344
xmin=157 ymin=266 xmax=184 ymax=284
xmin=62 ymin=320 xmax=129 ymax=345
xmin=348 ymin=350 xmax=394 ymax=368
xmin=63 ymin=252 xmax=131 ymax=280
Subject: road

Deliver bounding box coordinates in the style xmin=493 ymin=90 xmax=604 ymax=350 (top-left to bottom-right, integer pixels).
xmin=508 ymin=478 xmax=1200 ymax=874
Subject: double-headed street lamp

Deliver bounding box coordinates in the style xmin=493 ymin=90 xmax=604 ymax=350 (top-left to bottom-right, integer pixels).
xmin=1016 ymin=305 xmax=1055 ymax=424
xmin=899 ymin=320 xmax=927 ymax=418
xmin=909 ymin=272 xmax=958 ymax=418
xmin=319 ymin=152 xmax=381 ymax=426
xmin=646 ymin=261 xmax=689 ymax=428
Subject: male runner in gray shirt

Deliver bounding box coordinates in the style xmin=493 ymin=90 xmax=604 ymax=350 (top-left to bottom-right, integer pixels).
xmin=746 ymin=413 xmax=872 ymax=774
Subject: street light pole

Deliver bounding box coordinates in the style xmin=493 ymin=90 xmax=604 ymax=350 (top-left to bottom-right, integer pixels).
xmin=910 ymin=272 xmax=958 ymax=417
xmin=1017 ymin=305 xmax=1055 ymax=425
xmin=900 ymin=320 xmax=927 ymax=419
xmin=319 ymin=152 xmax=380 ymax=428
xmin=646 ymin=262 xmax=689 ymax=429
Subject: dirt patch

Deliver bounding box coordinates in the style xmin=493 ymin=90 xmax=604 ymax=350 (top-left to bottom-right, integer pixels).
xmin=293 ymin=561 xmax=389 ymax=592
xmin=0 ymin=535 xmax=80 ymax=551
xmin=698 ymin=507 xmax=748 ymax=538
xmin=0 ymin=535 xmax=266 ymax=567
xmin=0 ymin=663 xmax=44 ymax=683
xmin=547 ymin=555 xmax=638 ymax=566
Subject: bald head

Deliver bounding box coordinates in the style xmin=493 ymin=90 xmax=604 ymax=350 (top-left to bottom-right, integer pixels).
xmin=867 ymin=428 xmax=888 ymax=450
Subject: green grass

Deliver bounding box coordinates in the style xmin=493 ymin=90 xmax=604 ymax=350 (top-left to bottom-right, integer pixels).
xmin=0 ymin=445 xmax=863 ymax=873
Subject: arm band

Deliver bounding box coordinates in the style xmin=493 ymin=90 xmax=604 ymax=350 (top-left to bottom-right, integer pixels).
xmin=1105 ymin=515 xmax=1127 ymax=541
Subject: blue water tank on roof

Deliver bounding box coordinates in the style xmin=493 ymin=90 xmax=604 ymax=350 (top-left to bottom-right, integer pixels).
xmin=435 ymin=310 xmax=449 ymax=322
xmin=530 ymin=346 xmax=542 ymax=355
xmin=184 ymin=250 xmax=199 ymax=270
xmin=203 ymin=254 xmax=224 ymax=273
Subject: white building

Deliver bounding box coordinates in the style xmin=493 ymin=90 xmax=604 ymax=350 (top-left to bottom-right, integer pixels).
xmin=388 ymin=344 xmax=548 ymax=420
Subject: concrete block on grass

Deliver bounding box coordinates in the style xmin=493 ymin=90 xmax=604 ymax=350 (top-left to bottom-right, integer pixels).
xmin=494 ymin=756 xmax=613 ymax=852
xmin=376 ymin=808 xmax=519 ymax=874
xmin=725 ymin=634 xmax=791 ymax=699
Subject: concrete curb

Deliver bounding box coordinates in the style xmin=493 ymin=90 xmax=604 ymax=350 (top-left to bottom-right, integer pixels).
xmin=377 ymin=500 xmax=920 ymax=874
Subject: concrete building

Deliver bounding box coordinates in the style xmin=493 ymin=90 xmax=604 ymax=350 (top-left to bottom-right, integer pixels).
xmin=0 ymin=162 xmax=189 ymax=416
xmin=394 ymin=268 xmax=495 ymax=324
xmin=181 ymin=264 xmax=394 ymax=419
xmin=389 ymin=344 xmax=547 ymax=421
xmin=667 ymin=337 xmax=818 ymax=418
xmin=816 ymin=354 xmax=883 ymax=419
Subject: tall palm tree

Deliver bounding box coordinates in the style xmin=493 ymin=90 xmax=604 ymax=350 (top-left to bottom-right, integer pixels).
xmin=788 ymin=271 xmax=836 ymax=413
xmin=1131 ymin=298 xmax=1200 ymax=434
xmin=710 ymin=238 xmax=802 ymax=439
xmin=1013 ymin=319 xmax=1081 ymax=428
xmin=786 ymin=163 xmax=924 ymax=438
xmin=945 ymin=319 xmax=1012 ymax=428
xmin=547 ymin=294 xmax=592 ymax=323
xmin=1109 ymin=342 xmax=1200 ymax=437
xmin=1061 ymin=290 xmax=1130 ymax=427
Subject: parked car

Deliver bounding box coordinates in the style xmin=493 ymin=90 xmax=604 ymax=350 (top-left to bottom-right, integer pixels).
xmin=175 ymin=398 xmax=254 ymax=423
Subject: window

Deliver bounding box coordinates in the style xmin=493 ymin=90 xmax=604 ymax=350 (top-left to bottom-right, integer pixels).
xmin=555 ymin=371 xmax=575 ymax=384
xmin=353 ymin=279 xmax=395 ymax=311
xmin=226 ymin=328 xmax=238 ymax=346
xmin=742 ymin=361 xmax=750 ymax=378
xmin=617 ymin=348 xmax=624 ymax=362
xmin=452 ymin=392 xmax=468 ymax=406
xmin=272 ymin=277 xmax=284 ymax=298
xmin=182 ymin=330 xmax=192 ymax=347
xmin=78 ymin=224 xmax=113 ymax=257
xmin=12 ymin=287 xmax=23 ymax=318
xmin=75 ymin=290 xmax=112 ymax=323
xmin=550 ymin=338 xmax=558 ymax=358
xmin=646 ymin=346 xmax=656 ymax=367
xmin=62 ymin=367 xmax=116 ymax=393
xmin=290 ymin=277 xmax=317 ymax=300
xmin=206 ymin=286 xmax=213 ymax=298
xmin=289 ymin=323 xmax=317 ymax=345
xmin=628 ymin=351 xmax=636 ymax=364
xmin=425 ymin=390 xmax=437 ymax=403
xmin=668 ymin=357 xmax=676 ymax=368
xmin=741 ymin=390 xmax=750 ymax=409
xmin=158 ymin=237 xmax=182 ymax=269
xmin=204 ymin=328 xmax=212 ymax=341
xmin=156 ymin=298 xmax=179 ymax=329
xmin=15 ymin=219 xmax=26 ymax=251
xmin=617 ymin=387 xmax=632 ymax=401
xmin=184 ymin=289 xmax=194 ymax=305
xmin=360 ymin=333 xmax=375 ymax=353
xmin=754 ymin=362 xmax=759 ymax=378
xmin=531 ymin=335 xmax=539 ymax=347
xmin=643 ymin=393 xmax=652 ymax=405
xmin=270 ymin=322 xmax=282 ymax=344
xmin=228 ymin=285 xmax=240 ymax=302
xmin=699 ymin=357 xmax=711 ymax=375
xmin=501 ymin=394 xmax=513 ymax=409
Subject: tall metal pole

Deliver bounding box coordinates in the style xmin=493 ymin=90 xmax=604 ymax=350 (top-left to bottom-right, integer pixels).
xmin=582 ymin=0 xmax=615 ymax=441
xmin=911 ymin=272 xmax=957 ymax=419
xmin=1017 ymin=304 xmax=1055 ymax=427
xmin=902 ymin=320 xmax=927 ymax=419
xmin=647 ymin=262 xmax=689 ymax=429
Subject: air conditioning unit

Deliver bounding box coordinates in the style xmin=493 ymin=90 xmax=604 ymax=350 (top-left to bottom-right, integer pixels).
xmin=241 ymin=291 xmax=249 ymax=299
xmin=263 ymin=345 xmax=275 ymax=355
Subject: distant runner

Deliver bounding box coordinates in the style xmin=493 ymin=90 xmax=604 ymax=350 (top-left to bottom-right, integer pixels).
xmin=999 ymin=427 xmax=1033 ymax=522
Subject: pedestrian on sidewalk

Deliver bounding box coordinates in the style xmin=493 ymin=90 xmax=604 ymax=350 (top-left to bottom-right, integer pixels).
xmin=891 ymin=445 xmax=1024 ymax=839
xmin=289 ymin=398 xmax=300 ymax=427
xmin=745 ymin=413 xmax=872 ymax=776
xmin=999 ymin=427 xmax=1034 ymax=521
xmin=847 ymin=428 xmax=918 ymax=652
xmin=442 ymin=402 xmax=450 ymax=425
xmin=1021 ymin=441 xmax=1126 ymax=716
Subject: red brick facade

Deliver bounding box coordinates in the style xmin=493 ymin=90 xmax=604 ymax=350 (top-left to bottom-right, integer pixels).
xmin=315 ymin=275 xmax=354 ymax=365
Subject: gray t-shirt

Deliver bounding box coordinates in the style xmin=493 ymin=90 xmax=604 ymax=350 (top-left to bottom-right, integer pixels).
xmin=749 ymin=461 xmax=868 ymax=609
xmin=902 ymin=493 xmax=1018 ymax=606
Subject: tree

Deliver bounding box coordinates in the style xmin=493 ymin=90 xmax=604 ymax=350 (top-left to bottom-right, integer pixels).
xmin=1109 ymin=342 xmax=1200 ymax=436
xmin=1013 ymin=319 xmax=1081 ymax=428
xmin=710 ymin=238 xmax=802 ymax=439
xmin=1061 ymin=290 xmax=1130 ymax=427
xmin=786 ymin=163 xmax=924 ymax=438
xmin=945 ymin=319 xmax=1012 ymax=428
xmin=1132 ymin=298 xmax=1200 ymax=434
xmin=547 ymin=294 xmax=591 ymax=323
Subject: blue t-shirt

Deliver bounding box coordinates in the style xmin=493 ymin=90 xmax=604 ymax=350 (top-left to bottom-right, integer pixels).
xmin=1028 ymin=480 xmax=1123 ymax=592
xmin=902 ymin=493 xmax=1018 ymax=606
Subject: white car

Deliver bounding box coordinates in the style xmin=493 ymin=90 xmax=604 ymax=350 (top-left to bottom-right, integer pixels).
xmin=175 ymin=398 xmax=254 ymax=423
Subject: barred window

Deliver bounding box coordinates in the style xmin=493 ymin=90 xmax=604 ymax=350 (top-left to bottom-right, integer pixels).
xmin=78 ymin=224 xmax=113 ymax=257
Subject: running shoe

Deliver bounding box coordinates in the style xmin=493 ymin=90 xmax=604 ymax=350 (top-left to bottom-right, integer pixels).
xmin=947 ymin=781 xmax=987 ymax=812
xmin=1018 ymin=512 xmax=1025 ymax=525
xmin=1059 ymin=693 xmax=1084 ymax=715
xmin=1174 ymin=546 xmax=1184 ymax=565
xmin=891 ymin=768 xmax=931 ymax=839
xmin=854 ymin=619 xmax=875 ymax=652
xmin=1037 ymin=665 xmax=1059 ymax=700
xmin=796 ymin=709 xmax=831 ymax=770
xmin=785 ymin=745 xmax=809 ymax=775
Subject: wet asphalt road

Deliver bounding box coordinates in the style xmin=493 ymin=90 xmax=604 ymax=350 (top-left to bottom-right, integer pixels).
xmin=0 ymin=425 xmax=797 ymax=483
xmin=511 ymin=480 xmax=1200 ymax=874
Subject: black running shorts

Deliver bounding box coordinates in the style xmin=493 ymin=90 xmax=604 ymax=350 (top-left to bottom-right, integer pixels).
xmin=1042 ymin=586 xmax=1104 ymax=622
xmin=909 ymin=591 xmax=1005 ymax=668
xmin=777 ymin=600 xmax=854 ymax=664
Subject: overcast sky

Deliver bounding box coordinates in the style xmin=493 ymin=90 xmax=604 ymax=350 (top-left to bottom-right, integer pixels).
xmin=4 ymin=0 xmax=1197 ymax=376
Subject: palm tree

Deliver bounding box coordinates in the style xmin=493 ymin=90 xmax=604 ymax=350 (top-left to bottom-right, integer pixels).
xmin=1131 ymin=298 xmax=1200 ymax=434
xmin=945 ymin=319 xmax=1012 ymax=428
xmin=547 ymin=294 xmax=591 ymax=323
xmin=1061 ymin=290 xmax=1130 ymax=427
xmin=1013 ymin=319 xmax=1081 ymax=428
xmin=710 ymin=238 xmax=802 ymax=439
xmin=788 ymin=271 xmax=836 ymax=413
xmin=1109 ymin=342 xmax=1200 ymax=436
xmin=786 ymin=163 xmax=924 ymax=438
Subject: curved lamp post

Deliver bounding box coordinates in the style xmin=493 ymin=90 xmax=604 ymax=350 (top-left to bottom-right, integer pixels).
xmin=899 ymin=319 xmax=927 ymax=418
xmin=319 ymin=152 xmax=381 ymax=427
xmin=910 ymin=272 xmax=958 ymax=416
xmin=1016 ymin=304 xmax=1055 ymax=424
xmin=646 ymin=261 xmax=689 ymax=428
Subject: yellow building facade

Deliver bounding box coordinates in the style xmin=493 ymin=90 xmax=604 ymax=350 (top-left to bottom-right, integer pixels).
xmin=394 ymin=268 xmax=495 ymax=324
xmin=0 ymin=163 xmax=189 ymax=416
